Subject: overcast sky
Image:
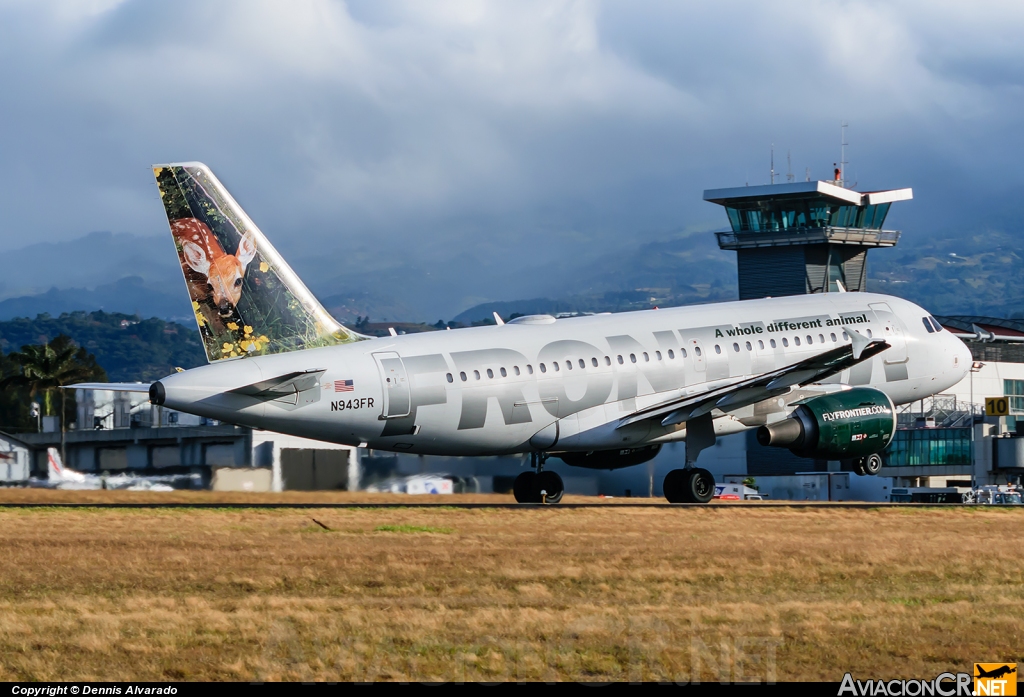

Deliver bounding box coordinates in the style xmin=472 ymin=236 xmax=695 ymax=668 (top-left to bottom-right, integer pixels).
xmin=1 ymin=0 xmax=1022 ymax=298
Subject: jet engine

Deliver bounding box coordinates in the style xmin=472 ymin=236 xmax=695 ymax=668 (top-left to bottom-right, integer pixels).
xmin=556 ymin=444 xmax=662 ymax=470
xmin=756 ymin=388 xmax=896 ymax=470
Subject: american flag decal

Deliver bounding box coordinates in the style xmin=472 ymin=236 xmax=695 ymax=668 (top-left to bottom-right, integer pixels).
xmin=334 ymin=379 xmax=354 ymax=392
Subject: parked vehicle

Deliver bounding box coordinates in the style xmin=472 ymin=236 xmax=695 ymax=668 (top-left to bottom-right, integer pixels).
xmin=971 ymin=485 xmax=1022 ymax=505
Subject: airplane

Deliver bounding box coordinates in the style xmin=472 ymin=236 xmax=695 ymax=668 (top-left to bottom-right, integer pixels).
xmin=975 ymin=665 xmax=1016 ymax=680
xmin=30 ymin=447 xmax=182 ymax=490
xmin=73 ymin=162 xmax=971 ymax=503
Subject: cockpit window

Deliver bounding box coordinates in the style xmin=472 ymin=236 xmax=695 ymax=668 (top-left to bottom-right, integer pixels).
xmin=922 ymin=317 xmax=934 ymax=333
xmin=929 ymin=316 xmax=943 ymax=332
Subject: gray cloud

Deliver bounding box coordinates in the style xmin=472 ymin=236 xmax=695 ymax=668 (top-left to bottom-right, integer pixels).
xmin=0 ymin=0 xmax=1022 ymax=316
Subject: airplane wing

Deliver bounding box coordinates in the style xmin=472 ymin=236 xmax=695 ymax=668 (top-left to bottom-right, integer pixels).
xmin=65 ymin=382 xmax=152 ymax=392
xmin=618 ymin=335 xmax=889 ymax=429
xmin=229 ymin=368 xmax=326 ymax=401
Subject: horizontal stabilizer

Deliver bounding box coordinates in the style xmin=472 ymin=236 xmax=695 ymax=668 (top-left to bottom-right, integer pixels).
xmin=65 ymin=382 xmax=152 ymax=392
xmin=619 ymin=338 xmax=889 ymax=429
xmin=230 ymin=368 xmax=326 ymax=400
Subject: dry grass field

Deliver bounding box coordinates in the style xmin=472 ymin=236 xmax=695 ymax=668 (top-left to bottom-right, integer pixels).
xmin=0 ymin=493 xmax=1021 ymax=682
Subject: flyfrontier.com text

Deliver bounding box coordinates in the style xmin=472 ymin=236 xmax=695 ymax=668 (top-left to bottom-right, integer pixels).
xmin=838 ymin=672 xmax=972 ymax=696
xmin=822 ymin=405 xmax=890 ymax=422
xmin=716 ymin=313 xmax=870 ymax=338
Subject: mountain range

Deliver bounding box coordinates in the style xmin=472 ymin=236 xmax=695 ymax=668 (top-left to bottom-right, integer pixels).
xmin=0 ymin=219 xmax=1021 ymax=327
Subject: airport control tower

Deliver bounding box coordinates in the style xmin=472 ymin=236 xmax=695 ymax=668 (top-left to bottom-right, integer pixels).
xmin=704 ymin=180 xmax=912 ymax=299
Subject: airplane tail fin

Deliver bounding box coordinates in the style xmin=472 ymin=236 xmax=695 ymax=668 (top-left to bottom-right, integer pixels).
xmin=47 ymin=447 xmax=88 ymax=483
xmin=153 ymin=163 xmax=364 ymax=362
xmin=47 ymin=447 xmax=64 ymax=481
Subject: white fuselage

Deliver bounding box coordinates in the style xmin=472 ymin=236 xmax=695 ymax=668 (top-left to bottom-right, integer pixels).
xmin=156 ymin=292 xmax=971 ymax=458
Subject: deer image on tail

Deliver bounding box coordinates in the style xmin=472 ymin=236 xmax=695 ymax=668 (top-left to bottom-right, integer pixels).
xmin=171 ymin=217 xmax=257 ymax=319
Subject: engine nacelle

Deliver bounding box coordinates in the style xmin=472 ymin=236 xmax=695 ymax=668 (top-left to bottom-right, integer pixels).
xmin=756 ymin=388 xmax=896 ymax=459
xmin=555 ymin=444 xmax=661 ymax=470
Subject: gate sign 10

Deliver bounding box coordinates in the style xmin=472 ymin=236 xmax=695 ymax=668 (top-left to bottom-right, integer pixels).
xmin=985 ymin=397 xmax=1010 ymax=417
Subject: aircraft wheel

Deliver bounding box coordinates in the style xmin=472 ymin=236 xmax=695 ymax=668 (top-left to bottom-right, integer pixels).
xmin=537 ymin=470 xmax=564 ymax=504
xmin=688 ymin=468 xmax=716 ymax=504
xmin=513 ymin=471 xmax=539 ymax=503
xmin=862 ymin=453 xmax=883 ymax=476
xmin=663 ymin=469 xmax=689 ymax=503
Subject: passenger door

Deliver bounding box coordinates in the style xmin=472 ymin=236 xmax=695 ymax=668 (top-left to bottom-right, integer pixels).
xmin=373 ymin=351 xmax=411 ymax=419
xmin=868 ymin=302 xmax=909 ymax=381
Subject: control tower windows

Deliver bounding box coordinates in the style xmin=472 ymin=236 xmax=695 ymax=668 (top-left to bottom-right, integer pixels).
xmin=724 ymin=199 xmax=892 ymax=232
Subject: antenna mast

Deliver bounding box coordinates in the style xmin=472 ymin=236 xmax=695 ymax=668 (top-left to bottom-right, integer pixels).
xmin=840 ymin=121 xmax=849 ymax=188
xmin=770 ymin=143 xmax=775 ymax=185
xmin=786 ymin=150 xmax=794 ymax=182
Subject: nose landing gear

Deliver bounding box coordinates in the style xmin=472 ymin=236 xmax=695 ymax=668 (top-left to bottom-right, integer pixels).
xmin=848 ymin=452 xmax=883 ymax=476
xmin=513 ymin=453 xmax=564 ymax=504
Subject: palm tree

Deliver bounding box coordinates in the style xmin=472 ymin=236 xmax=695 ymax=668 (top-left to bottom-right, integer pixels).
xmin=2 ymin=336 xmax=107 ymax=459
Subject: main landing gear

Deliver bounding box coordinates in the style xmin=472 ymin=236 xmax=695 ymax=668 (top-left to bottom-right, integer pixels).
xmin=513 ymin=452 xmax=564 ymax=504
xmin=663 ymin=468 xmax=715 ymax=504
xmin=663 ymin=412 xmax=717 ymax=504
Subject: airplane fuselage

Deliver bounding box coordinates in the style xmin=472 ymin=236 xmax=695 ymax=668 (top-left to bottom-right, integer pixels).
xmin=155 ymin=292 xmax=971 ymax=460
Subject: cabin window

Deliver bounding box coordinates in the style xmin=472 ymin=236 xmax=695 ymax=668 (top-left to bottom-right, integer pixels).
xmin=514 ymin=366 xmax=521 ymax=376
xmin=681 ymin=348 xmax=688 ymax=358
xmin=714 ymin=345 xmax=722 ymax=354
xmin=565 ymin=360 xmax=572 ymax=370
xmin=446 ymin=373 xmax=454 ymax=383
xmin=630 ymin=354 xmax=637 ymax=363
xmin=746 ymin=341 xmax=752 ymax=351
xmin=695 ymin=346 xmax=702 ymax=357
xmin=758 ymin=340 xmax=764 ymax=349
xmin=473 ymin=370 xmax=481 ymax=380
xmin=553 ymin=362 xmax=560 ymax=372
xmin=782 ymin=338 xmax=789 ymax=347
xmin=500 ymin=367 xmax=507 ymax=377
xmin=459 ymin=371 xmax=467 ymax=382
xmin=668 ymin=349 xmax=675 ymax=359
xmin=867 ymin=329 xmax=873 ymax=338
xmin=527 ymin=364 xmax=534 ymax=374
xmin=539 ymin=363 xmax=547 ymax=373
xmin=770 ymin=339 xmax=777 ymax=348
xmin=604 ymin=356 xmax=611 ymax=366
xmin=591 ymin=357 xmax=598 ymax=367
xmin=842 ymin=331 xmax=849 ymax=341
xmin=655 ymin=351 xmax=662 ymax=360
xmin=733 ymin=343 xmax=740 ymax=352
xmin=831 ymin=333 xmax=837 ymax=342
xmin=642 ymin=352 xmax=649 ymax=362
xmin=794 ymin=337 xmax=801 ymax=346
xmin=580 ymin=359 xmax=586 ymax=369
xmin=486 ymin=368 xmax=494 ymax=378
xmin=617 ymin=355 xmax=624 ymax=364
xmin=806 ymin=335 xmax=813 ymax=345
xmin=819 ymin=334 xmax=825 ymax=343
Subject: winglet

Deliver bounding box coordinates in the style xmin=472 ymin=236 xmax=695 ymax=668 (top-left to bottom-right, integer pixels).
xmin=493 ymin=312 xmax=505 ymax=326
xmin=972 ymin=324 xmax=995 ymax=343
xmin=848 ymin=330 xmax=870 ymax=360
